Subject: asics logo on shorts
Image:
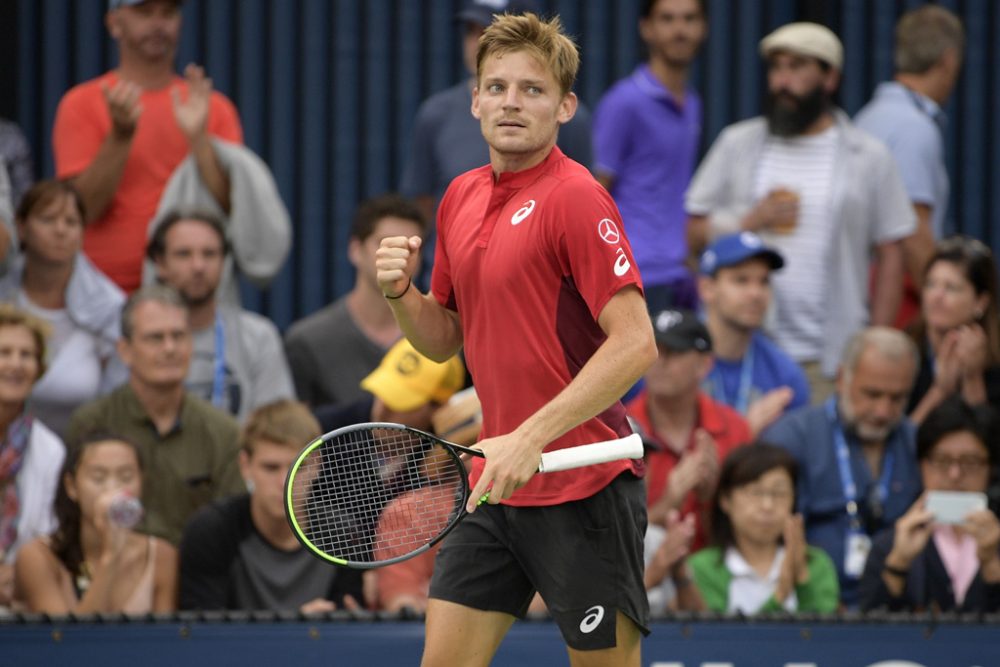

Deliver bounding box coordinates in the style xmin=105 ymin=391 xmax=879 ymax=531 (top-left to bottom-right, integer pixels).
xmin=511 ymin=200 xmax=536 ymax=225
xmin=579 ymin=605 xmax=605 ymax=634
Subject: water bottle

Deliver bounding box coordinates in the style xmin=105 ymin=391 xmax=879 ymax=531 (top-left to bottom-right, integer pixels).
xmin=107 ymin=493 xmax=144 ymax=529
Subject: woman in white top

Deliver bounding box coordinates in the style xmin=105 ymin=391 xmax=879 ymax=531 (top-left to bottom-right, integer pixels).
xmin=0 ymin=180 xmax=126 ymax=437
xmin=15 ymin=433 xmax=177 ymax=614
xmin=0 ymin=305 xmax=64 ymax=608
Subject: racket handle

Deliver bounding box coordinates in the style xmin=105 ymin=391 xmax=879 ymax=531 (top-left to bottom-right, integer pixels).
xmin=537 ymin=433 xmax=643 ymax=473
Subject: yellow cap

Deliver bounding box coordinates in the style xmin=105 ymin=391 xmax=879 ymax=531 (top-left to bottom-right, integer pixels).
xmin=361 ymin=339 xmax=465 ymax=412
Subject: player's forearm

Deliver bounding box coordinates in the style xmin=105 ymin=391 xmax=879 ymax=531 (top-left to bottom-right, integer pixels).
xmin=871 ymin=241 xmax=904 ymax=326
xmin=71 ymin=134 xmax=133 ymax=223
xmin=191 ymin=134 xmax=231 ymax=214
xmin=515 ymin=288 xmax=656 ymax=447
xmin=386 ymin=288 xmax=464 ymax=362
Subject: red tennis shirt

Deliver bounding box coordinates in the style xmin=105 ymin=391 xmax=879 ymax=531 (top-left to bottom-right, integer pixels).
xmin=432 ymin=146 xmax=644 ymax=506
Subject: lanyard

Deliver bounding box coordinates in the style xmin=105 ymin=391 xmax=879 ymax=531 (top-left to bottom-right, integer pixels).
xmin=903 ymin=86 xmax=946 ymax=133
xmin=211 ymin=312 xmax=226 ymax=408
xmin=825 ymin=398 xmax=894 ymax=532
xmin=706 ymin=344 xmax=754 ymax=415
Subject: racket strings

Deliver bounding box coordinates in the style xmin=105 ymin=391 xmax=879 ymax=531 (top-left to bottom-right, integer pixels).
xmin=289 ymin=427 xmax=466 ymax=564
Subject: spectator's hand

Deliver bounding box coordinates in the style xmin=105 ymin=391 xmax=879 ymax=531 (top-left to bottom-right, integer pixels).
xmin=886 ymin=495 xmax=934 ymax=571
xmin=931 ymin=331 xmax=962 ymax=395
xmin=172 ymin=63 xmax=212 ymax=142
xmin=375 ymin=235 xmax=422 ymax=299
xmin=744 ymin=188 xmax=799 ymax=233
xmin=93 ymin=490 xmax=131 ymax=560
xmin=955 ymin=324 xmax=989 ymax=378
xmin=692 ymin=429 xmax=719 ymax=502
xmin=101 ymin=78 xmax=143 ymax=139
xmin=300 ymin=597 xmax=337 ymax=614
xmin=776 ymin=514 xmax=808 ymax=602
xmin=660 ymin=446 xmax=703 ymax=512
xmin=0 ymin=563 xmax=13 ymax=607
xmin=646 ymin=510 xmax=696 ymax=590
xmin=963 ymin=509 xmax=1000 ymax=575
xmin=746 ymin=387 xmax=794 ymax=438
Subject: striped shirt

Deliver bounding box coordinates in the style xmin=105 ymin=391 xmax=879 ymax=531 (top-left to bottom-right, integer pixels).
xmin=754 ymin=127 xmax=838 ymax=361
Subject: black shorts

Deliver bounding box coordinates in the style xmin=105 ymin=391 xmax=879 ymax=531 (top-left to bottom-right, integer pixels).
xmin=428 ymin=472 xmax=650 ymax=650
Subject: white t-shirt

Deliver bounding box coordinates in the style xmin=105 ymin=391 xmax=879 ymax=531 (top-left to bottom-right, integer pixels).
xmin=725 ymin=546 xmax=797 ymax=614
xmin=754 ymin=127 xmax=839 ymax=362
xmin=18 ymin=292 xmax=103 ymax=437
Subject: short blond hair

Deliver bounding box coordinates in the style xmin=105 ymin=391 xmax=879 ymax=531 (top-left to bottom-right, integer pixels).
xmin=241 ymin=399 xmax=322 ymax=455
xmin=476 ymin=12 xmax=580 ymax=97
xmin=0 ymin=304 xmax=49 ymax=379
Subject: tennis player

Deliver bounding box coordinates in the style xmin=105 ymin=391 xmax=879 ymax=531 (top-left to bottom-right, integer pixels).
xmin=376 ymin=12 xmax=657 ymax=666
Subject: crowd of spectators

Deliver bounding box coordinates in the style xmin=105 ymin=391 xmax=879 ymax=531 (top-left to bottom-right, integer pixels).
xmin=0 ymin=0 xmax=996 ymax=620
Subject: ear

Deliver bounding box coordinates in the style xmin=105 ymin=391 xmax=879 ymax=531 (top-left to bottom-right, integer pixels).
xmin=823 ymin=67 xmax=841 ymax=95
xmin=975 ymin=292 xmax=991 ymax=320
xmin=719 ymin=492 xmax=732 ymax=516
xmin=105 ymin=11 xmax=122 ymax=40
xmin=471 ymin=85 xmax=482 ymax=120
xmin=238 ymin=449 xmax=251 ymax=481
xmin=64 ymin=472 xmax=79 ymax=503
xmin=117 ymin=337 xmax=134 ymax=369
xmin=696 ymin=352 xmax=715 ymax=383
xmin=557 ymin=91 xmax=578 ymax=126
xmin=346 ymin=237 xmax=363 ymax=269
xmin=834 ymin=366 xmax=844 ymax=396
xmin=638 ymin=16 xmax=653 ymax=45
xmin=697 ymin=275 xmax=714 ymax=305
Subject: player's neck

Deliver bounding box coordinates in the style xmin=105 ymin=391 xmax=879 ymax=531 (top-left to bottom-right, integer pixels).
xmin=707 ymin=313 xmax=753 ymax=362
xmin=647 ymin=58 xmax=689 ymax=102
xmin=347 ymin=283 xmax=402 ymax=347
xmin=896 ymin=73 xmax=945 ymax=106
xmin=115 ymin=58 xmax=174 ymax=90
xmin=250 ymin=499 xmax=299 ymax=549
xmin=188 ymin=298 xmax=218 ymax=331
xmin=21 ymin=261 xmax=72 ymax=310
xmin=129 ymin=380 xmax=185 ymax=436
xmin=490 ymin=141 xmax=554 ymax=177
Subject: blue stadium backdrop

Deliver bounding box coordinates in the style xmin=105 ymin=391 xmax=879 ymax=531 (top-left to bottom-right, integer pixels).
xmin=9 ymin=0 xmax=1000 ymax=329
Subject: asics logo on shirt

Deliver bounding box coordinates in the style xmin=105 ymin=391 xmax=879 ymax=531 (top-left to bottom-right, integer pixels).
xmin=579 ymin=605 xmax=605 ymax=634
xmin=511 ymin=200 xmax=536 ymax=226
xmin=614 ymin=248 xmax=631 ymax=277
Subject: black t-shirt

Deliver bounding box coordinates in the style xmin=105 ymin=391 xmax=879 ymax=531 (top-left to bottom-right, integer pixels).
xmin=179 ymin=494 xmax=363 ymax=611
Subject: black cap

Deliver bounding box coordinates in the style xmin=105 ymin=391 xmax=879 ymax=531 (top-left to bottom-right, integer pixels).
xmin=651 ymin=310 xmax=712 ymax=353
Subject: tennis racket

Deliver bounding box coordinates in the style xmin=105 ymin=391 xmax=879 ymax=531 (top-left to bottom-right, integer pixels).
xmin=284 ymin=422 xmax=643 ymax=569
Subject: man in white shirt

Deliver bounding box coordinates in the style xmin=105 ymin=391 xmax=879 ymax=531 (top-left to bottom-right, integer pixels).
xmin=686 ymin=22 xmax=916 ymax=403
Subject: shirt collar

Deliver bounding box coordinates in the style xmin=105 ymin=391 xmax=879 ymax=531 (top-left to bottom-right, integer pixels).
xmin=876 ymin=81 xmax=947 ymax=127
xmin=633 ymin=64 xmax=688 ymax=107
xmin=492 ymin=145 xmax=564 ymax=190
xmin=122 ymin=384 xmax=186 ymax=435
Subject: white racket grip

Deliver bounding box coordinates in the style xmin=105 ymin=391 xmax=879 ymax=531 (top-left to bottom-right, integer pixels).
xmin=537 ymin=433 xmax=644 ymax=473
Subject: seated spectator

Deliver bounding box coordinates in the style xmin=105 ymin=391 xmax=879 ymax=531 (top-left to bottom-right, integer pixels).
xmin=763 ymin=327 xmax=923 ymax=608
xmin=698 ymin=232 xmax=810 ymax=435
xmin=907 ymin=236 xmax=1000 ymax=423
xmin=66 ymin=285 xmax=244 ymax=545
xmin=625 ymin=310 xmax=750 ymax=549
xmin=0 ymin=306 xmax=65 ymax=608
xmin=0 ymin=180 xmax=127 ymax=437
xmin=148 ymin=211 xmax=295 ymax=421
xmin=688 ymin=444 xmax=839 ymax=614
xmin=179 ymin=400 xmax=363 ymax=612
xmin=0 ymin=117 xmax=34 ymax=209
xmin=644 ymin=509 xmax=705 ymax=616
xmin=15 ymin=433 xmax=176 ymax=614
xmin=860 ymin=397 xmax=1000 ymax=612
xmin=284 ymin=194 xmax=426 ymax=408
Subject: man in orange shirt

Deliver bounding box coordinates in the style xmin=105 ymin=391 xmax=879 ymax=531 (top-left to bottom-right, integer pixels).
xmin=52 ymin=0 xmax=243 ymax=292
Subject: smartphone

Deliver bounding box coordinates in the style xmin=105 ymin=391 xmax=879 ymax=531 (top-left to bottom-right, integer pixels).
xmin=925 ymin=491 xmax=988 ymax=525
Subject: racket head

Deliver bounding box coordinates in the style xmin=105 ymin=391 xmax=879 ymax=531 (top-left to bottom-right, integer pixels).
xmin=284 ymin=422 xmax=470 ymax=569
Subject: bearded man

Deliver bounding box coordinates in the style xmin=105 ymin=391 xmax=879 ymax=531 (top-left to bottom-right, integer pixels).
xmin=685 ymin=23 xmax=916 ymax=403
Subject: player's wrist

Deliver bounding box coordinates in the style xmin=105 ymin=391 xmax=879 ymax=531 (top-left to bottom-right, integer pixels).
xmin=384 ymin=278 xmax=412 ymax=300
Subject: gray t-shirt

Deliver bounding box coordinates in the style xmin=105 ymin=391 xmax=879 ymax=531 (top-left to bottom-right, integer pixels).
xmin=284 ymin=296 xmax=387 ymax=407
xmin=187 ymin=305 xmax=296 ymax=422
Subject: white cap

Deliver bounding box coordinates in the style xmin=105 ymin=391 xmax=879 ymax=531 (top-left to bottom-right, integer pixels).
xmin=759 ymin=22 xmax=843 ymax=70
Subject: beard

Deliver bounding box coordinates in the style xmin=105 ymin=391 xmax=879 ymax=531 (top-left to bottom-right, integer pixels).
xmin=764 ymin=84 xmax=830 ymax=137
xmin=838 ymin=394 xmax=896 ymax=444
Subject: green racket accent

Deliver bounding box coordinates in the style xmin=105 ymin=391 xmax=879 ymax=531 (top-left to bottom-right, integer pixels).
xmin=284 ymin=437 xmax=348 ymax=566
xmin=477 ymin=491 xmax=491 ymax=506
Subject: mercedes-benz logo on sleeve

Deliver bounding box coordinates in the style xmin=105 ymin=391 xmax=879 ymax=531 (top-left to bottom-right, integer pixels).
xmin=597 ymin=218 xmax=621 ymax=244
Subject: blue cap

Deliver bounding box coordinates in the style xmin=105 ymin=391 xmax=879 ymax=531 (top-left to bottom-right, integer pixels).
xmin=457 ymin=0 xmax=540 ymax=27
xmin=699 ymin=232 xmax=785 ymax=276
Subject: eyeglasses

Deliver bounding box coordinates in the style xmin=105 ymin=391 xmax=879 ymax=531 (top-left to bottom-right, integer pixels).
xmin=738 ymin=486 xmax=793 ymax=503
xmin=925 ymin=455 xmax=990 ymax=475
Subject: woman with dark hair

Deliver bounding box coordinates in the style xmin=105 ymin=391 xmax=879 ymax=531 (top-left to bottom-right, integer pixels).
xmin=908 ymin=235 xmax=1000 ymax=424
xmin=0 ymin=179 xmax=126 ymax=437
xmin=860 ymin=397 xmax=1000 ymax=612
xmin=15 ymin=433 xmax=176 ymax=613
xmin=688 ymin=444 xmax=839 ymax=614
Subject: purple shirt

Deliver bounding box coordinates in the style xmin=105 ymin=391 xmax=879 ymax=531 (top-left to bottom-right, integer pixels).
xmin=593 ymin=65 xmax=702 ymax=285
